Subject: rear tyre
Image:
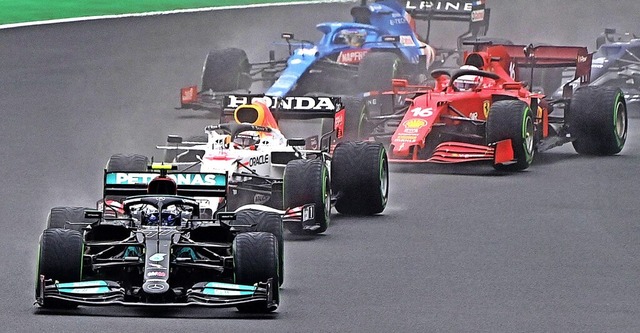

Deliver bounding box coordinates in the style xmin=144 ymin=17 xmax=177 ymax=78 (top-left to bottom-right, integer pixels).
xmin=231 ymin=209 xmax=285 ymax=286
xmin=340 ymin=96 xmax=368 ymax=141
xmin=105 ymin=154 xmax=150 ymax=203
xmin=234 ymin=232 xmax=279 ymax=313
xmin=486 ymin=100 xmax=535 ymax=171
xmin=569 ymin=86 xmax=627 ymax=155
xmin=47 ymin=207 xmax=97 ymax=231
xmin=283 ymin=159 xmax=330 ymax=235
xmin=357 ymin=52 xmax=402 ymax=116
xmin=106 ymin=153 xmax=149 ymax=172
xmin=36 ymin=229 xmax=84 ymax=309
xmin=201 ymin=48 xmax=251 ymax=92
xmin=332 ymin=141 xmax=389 ymax=215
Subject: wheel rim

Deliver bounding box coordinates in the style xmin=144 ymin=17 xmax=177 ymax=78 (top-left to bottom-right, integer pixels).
xmin=379 ymin=151 xmax=389 ymax=204
xmin=523 ymin=112 xmax=535 ymax=161
xmin=323 ymin=169 xmax=331 ymax=221
xmin=614 ymin=100 xmax=627 ymax=145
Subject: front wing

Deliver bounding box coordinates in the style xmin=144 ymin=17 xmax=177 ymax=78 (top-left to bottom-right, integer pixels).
xmin=37 ymin=276 xmax=276 ymax=308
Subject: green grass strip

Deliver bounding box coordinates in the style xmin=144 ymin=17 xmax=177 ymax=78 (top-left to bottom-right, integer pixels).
xmin=0 ymin=0 xmax=354 ymax=25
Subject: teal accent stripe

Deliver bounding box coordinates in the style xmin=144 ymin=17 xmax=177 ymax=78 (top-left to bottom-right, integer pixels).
xmin=57 ymin=280 xmax=111 ymax=294
xmin=204 ymin=282 xmax=257 ymax=291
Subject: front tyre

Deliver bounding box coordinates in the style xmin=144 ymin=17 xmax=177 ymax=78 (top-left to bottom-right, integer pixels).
xmin=486 ymin=100 xmax=535 ymax=171
xmin=332 ymin=141 xmax=389 ymax=215
xmin=201 ymin=48 xmax=251 ymax=92
xmin=36 ymin=229 xmax=84 ymax=309
xmin=233 ymin=232 xmax=279 ymax=313
xmin=283 ymin=159 xmax=330 ymax=235
xmin=231 ymin=209 xmax=284 ymax=286
xmin=569 ymin=86 xmax=627 ymax=155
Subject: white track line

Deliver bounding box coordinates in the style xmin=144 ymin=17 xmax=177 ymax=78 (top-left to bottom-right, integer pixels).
xmin=0 ymin=0 xmax=356 ymax=30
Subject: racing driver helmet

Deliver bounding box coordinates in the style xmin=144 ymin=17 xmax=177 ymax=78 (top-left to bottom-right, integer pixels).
xmin=147 ymin=176 xmax=177 ymax=195
xmin=453 ymin=65 xmax=481 ymax=91
xmin=142 ymin=206 xmax=181 ymax=226
xmin=233 ymin=132 xmax=260 ymax=149
xmin=335 ymin=29 xmax=367 ymax=48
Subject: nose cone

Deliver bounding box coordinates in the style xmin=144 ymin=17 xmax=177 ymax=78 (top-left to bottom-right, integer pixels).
xmin=143 ymin=280 xmax=170 ymax=294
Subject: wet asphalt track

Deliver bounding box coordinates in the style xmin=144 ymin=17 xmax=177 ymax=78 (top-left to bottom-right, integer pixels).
xmin=1 ymin=1 xmax=640 ymax=332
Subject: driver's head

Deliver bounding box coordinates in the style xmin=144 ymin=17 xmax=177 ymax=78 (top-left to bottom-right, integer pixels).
xmin=142 ymin=207 xmax=181 ymax=226
xmin=233 ymin=132 xmax=260 ymax=149
xmin=454 ymin=65 xmax=481 ymax=91
xmin=337 ymin=29 xmax=366 ymax=47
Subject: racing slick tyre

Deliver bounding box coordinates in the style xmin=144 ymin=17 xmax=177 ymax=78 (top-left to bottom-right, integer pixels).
xmin=331 ymin=141 xmax=389 ymax=215
xmin=569 ymin=86 xmax=627 ymax=155
xmin=163 ymin=135 xmax=207 ymax=163
xmin=47 ymin=206 xmax=97 ymax=231
xmin=231 ymin=209 xmax=284 ymax=286
xmin=106 ymin=153 xmax=149 ymax=172
xmin=486 ymin=100 xmax=535 ymax=171
xmin=36 ymin=228 xmax=83 ymax=309
xmin=357 ymin=52 xmax=402 ymax=116
xmin=233 ymin=232 xmax=279 ymax=313
xmin=201 ymin=48 xmax=251 ymax=92
xmin=283 ymin=159 xmax=330 ymax=235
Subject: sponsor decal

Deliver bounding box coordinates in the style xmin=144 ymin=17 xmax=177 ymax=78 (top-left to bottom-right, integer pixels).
xmin=181 ymin=86 xmax=197 ymax=104
xmin=471 ymin=9 xmax=484 ymax=22
xmin=409 ymin=107 xmax=434 ymax=117
xmin=106 ymin=173 xmax=225 ymax=186
xmin=290 ymin=58 xmax=302 ymax=65
xmin=405 ymin=1 xmax=475 ymax=11
xmin=149 ymin=253 xmax=166 ymax=262
xmin=254 ymin=194 xmax=270 ymax=205
xmin=335 ymin=109 xmax=345 ymax=139
xmin=148 ymin=262 xmax=163 ymax=269
xmin=303 ymin=205 xmax=315 ymax=222
xmin=483 ymin=100 xmax=490 ymax=118
xmin=399 ymin=35 xmax=416 ymax=47
xmin=146 ymin=283 xmax=166 ymax=291
xmin=337 ymin=49 xmax=368 ymax=64
xmin=395 ymin=134 xmax=418 ymax=142
xmin=509 ymin=62 xmax=516 ymax=80
xmin=147 ymin=270 xmax=167 ymax=278
xmin=225 ymin=95 xmax=338 ymax=111
xmin=577 ymin=55 xmax=588 ymax=63
xmin=248 ymin=154 xmax=269 ymax=167
xmin=403 ymin=118 xmax=428 ymax=129
xmin=389 ymin=17 xmax=407 ymax=26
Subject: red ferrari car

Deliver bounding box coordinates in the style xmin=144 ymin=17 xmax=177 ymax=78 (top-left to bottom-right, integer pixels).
xmin=358 ymin=42 xmax=627 ymax=171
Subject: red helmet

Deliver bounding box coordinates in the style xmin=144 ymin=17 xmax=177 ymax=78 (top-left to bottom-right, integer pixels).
xmin=147 ymin=176 xmax=177 ymax=195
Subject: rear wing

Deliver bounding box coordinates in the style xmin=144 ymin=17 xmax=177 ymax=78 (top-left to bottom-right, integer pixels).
xmin=226 ymin=94 xmax=344 ymax=146
xmin=489 ymin=44 xmax=592 ymax=85
xmin=223 ymin=94 xmax=341 ymax=120
xmin=404 ymin=0 xmax=489 ymax=44
xmin=103 ymin=171 xmax=228 ymax=198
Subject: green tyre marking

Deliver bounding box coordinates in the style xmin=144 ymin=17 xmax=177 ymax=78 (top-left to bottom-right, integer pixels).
xmin=521 ymin=105 xmax=534 ymax=164
xmin=322 ymin=165 xmax=330 ymax=226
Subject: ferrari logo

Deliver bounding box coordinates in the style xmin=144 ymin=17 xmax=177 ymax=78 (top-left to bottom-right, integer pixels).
xmin=482 ymin=100 xmax=490 ymax=118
